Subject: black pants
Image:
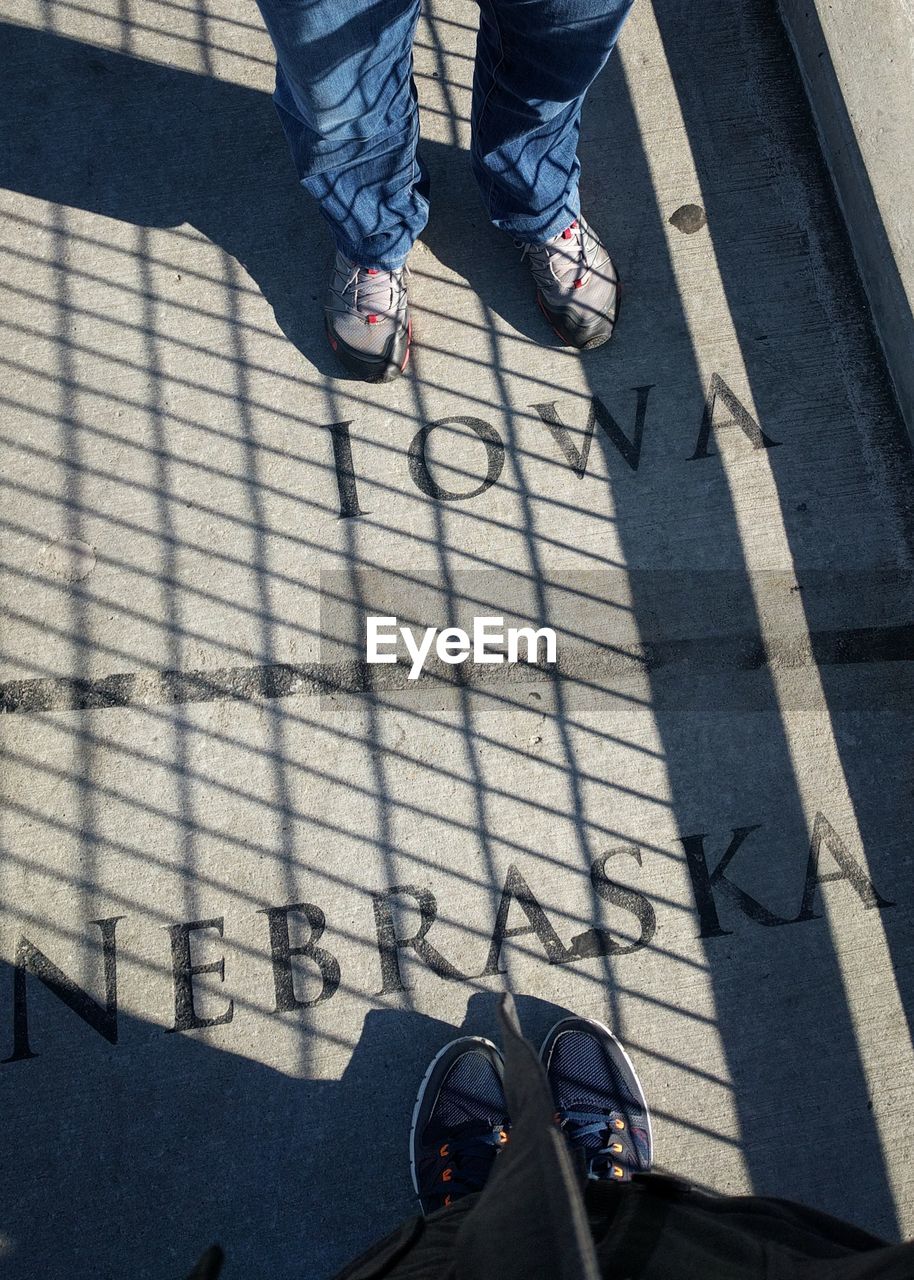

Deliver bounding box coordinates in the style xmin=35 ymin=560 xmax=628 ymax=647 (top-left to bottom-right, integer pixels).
xmin=334 ymin=996 xmax=914 ymax=1280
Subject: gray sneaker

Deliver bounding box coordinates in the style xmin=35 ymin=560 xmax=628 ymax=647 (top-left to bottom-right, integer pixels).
xmin=324 ymin=251 xmax=411 ymax=382
xmin=520 ymin=216 xmax=619 ymax=349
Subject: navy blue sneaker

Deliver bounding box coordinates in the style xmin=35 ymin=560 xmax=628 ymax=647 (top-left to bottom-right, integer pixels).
xmin=410 ymin=1036 xmax=510 ymax=1215
xmin=540 ymin=1015 xmax=652 ymax=1182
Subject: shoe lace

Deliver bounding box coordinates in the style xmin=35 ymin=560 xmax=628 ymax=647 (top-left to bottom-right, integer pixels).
xmin=520 ymin=220 xmax=592 ymax=291
xmin=421 ymin=1126 xmax=509 ymax=1207
xmin=555 ymin=1107 xmax=639 ymax=1181
xmin=331 ymin=261 xmax=409 ymax=323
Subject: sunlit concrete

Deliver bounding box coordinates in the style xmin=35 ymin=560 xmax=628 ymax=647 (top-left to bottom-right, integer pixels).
xmin=1 ymin=2 xmax=913 ymax=1278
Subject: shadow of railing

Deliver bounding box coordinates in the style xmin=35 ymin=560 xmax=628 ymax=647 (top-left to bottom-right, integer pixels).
xmin=0 ymin=3 xmax=912 ymax=1278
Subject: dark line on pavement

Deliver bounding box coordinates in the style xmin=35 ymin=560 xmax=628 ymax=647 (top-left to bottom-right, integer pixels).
xmin=2 ymin=623 xmax=913 ymax=716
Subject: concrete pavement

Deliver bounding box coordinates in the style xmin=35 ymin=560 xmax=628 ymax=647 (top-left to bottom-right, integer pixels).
xmin=1 ymin=2 xmax=914 ymax=1277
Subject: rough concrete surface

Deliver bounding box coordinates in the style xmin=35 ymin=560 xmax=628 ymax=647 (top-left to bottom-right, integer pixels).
xmin=779 ymin=0 xmax=914 ymax=444
xmin=1 ymin=2 xmax=914 ymax=1277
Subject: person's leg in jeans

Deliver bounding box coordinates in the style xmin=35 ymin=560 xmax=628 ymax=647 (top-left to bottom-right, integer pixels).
xmin=472 ymin=0 xmax=636 ymax=348
xmin=254 ymin=0 xmax=428 ymax=380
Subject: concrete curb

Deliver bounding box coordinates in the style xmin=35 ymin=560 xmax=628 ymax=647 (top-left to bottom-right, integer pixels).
xmin=778 ymin=0 xmax=914 ymax=442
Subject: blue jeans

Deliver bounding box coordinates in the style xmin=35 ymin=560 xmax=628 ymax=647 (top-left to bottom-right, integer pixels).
xmin=255 ymin=0 xmax=635 ymax=269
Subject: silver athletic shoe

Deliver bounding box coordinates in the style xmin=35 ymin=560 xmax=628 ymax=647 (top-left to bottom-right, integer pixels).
xmin=520 ymin=216 xmax=619 ymax=349
xmin=324 ymin=251 xmax=411 ymax=382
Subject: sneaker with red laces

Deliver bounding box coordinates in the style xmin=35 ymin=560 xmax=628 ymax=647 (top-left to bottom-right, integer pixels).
xmin=519 ymin=216 xmax=619 ymax=350
xmin=324 ymin=251 xmax=411 ymax=382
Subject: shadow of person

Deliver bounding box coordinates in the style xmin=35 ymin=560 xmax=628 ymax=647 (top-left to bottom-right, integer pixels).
xmin=2 ymin=22 xmax=345 ymax=376
xmin=0 ymin=936 xmax=579 ymax=1280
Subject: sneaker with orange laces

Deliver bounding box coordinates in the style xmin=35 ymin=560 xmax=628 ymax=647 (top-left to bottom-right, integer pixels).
xmin=519 ymin=215 xmax=619 ymax=350
xmin=539 ymin=1015 xmax=652 ymax=1183
xmin=410 ymin=1036 xmax=511 ymax=1216
xmin=324 ymin=250 xmax=411 ymax=383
